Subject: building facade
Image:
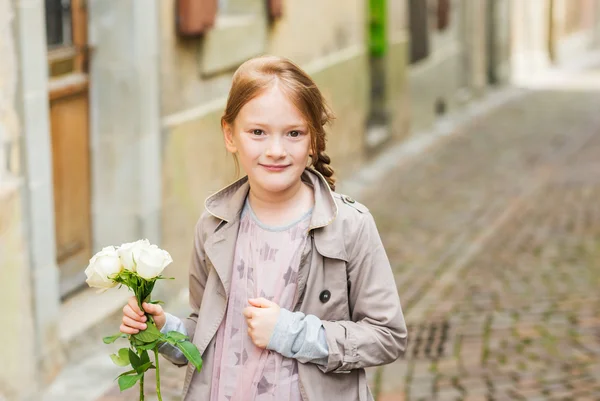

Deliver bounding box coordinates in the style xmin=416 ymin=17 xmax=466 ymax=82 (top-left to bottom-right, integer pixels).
xmin=407 ymin=0 xmax=512 ymax=131
xmin=511 ymin=0 xmax=600 ymax=82
xmin=3 ymin=0 xmax=600 ymax=399
xmin=1 ymin=0 xmax=408 ymax=399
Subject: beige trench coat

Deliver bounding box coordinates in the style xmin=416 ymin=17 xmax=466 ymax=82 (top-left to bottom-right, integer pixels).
xmin=176 ymin=168 xmax=407 ymax=400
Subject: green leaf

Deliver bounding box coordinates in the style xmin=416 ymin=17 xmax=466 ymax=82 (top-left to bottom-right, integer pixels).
xmin=166 ymin=331 xmax=189 ymax=342
xmin=148 ymin=300 xmax=164 ymax=305
xmin=128 ymin=349 xmax=142 ymax=371
xmin=109 ymin=348 xmax=131 ymax=367
xmin=134 ymin=361 xmax=155 ymax=374
xmin=118 ymin=372 xmax=144 ymax=391
xmin=175 ymin=341 xmax=203 ymax=372
xmin=103 ymin=333 xmax=126 ymax=344
xmin=135 ymin=339 xmax=162 ymax=351
xmin=133 ymin=321 xmax=162 ymax=343
xmin=140 ymin=350 xmax=150 ymax=366
xmin=116 ymin=369 xmax=136 ymax=379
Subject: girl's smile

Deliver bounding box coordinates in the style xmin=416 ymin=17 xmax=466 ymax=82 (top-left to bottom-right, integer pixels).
xmin=259 ymin=163 xmax=291 ymax=172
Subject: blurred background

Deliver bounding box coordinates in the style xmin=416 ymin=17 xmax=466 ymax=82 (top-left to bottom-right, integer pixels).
xmin=2 ymin=0 xmax=600 ymax=400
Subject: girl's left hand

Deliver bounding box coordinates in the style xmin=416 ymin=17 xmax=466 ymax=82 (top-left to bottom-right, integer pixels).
xmin=243 ymin=297 xmax=281 ymax=349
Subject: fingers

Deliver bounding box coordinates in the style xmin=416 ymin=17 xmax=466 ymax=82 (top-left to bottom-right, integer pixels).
xmin=142 ymin=302 xmax=164 ymax=316
xmin=123 ymin=304 xmax=146 ymax=322
xmin=248 ymin=297 xmax=274 ymax=308
xmin=242 ymin=307 xmax=254 ymax=319
xmin=128 ymin=296 xmax=144 ymax=316
xmin=123 ymin=315 xmax=147 ymax=331
xmin=120 ymin=317 xmax=146 ymax=335
xmin=120 ymin=323 xmax=139 ymax=335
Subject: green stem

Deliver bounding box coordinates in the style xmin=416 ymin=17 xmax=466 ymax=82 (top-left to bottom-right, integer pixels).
xmin=138 ymin=348 xmax=145 ymax=401
xmin=139 ymin=372 xmax=145 ymax=401
xmin=154 ymin=347 xmax=163 ymax=401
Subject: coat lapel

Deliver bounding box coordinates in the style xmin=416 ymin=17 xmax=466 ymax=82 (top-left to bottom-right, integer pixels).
xmin=204 ymin=220 xmax=239 ymax=299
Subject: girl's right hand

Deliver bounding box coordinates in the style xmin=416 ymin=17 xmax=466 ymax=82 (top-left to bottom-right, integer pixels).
xmin=120 ymin=296 xmax=166 ymax=334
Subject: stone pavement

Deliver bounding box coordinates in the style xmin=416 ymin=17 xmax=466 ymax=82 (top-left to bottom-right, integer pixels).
xmin=87 ymin=67 xmax=600 ymax=400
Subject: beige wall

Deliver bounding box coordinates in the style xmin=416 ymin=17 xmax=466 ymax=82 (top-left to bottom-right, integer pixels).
xmin=510 ymin=0 xmax=599 ymax=80
xmin=267 ymin=0 xmax=365 ymax=62
xmin=553 ymin=0 xmax=599 ymax=61
xmin=387 ymin=39 xmax=410 ymax=141
xmin=0 ymin=1 xmax=36 ymax=397
xmin=510 ymin=0 xmax=551 ymax=79
xmin=389 ymin=0 xmax=408 ymax=34
xmin=0 ymin=0 xmax=20 ymax=180
xmin=0 ymin=185 xmax=36 ymax=400
xmin=159 ymin=0 xmax=370 ymax=286
xmin=408 ymin=0 xmax=466 ymax=131
xmin=387 ymin=0 xmax=410 ymax=140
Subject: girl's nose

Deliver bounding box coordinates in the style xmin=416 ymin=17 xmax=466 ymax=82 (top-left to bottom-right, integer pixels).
xmin=266 ymin=137 xmax=287 ymax=158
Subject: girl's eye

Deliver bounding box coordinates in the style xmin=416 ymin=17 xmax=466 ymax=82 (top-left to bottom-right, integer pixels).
xmin=288 ymin=131 xmax=301 ymax=138
xmin=252 ymin=129 xmax=264 ymax=136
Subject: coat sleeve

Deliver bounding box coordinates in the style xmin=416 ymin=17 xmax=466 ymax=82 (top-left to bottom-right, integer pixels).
xmin=319 ymin=212 xmax=408 ymax=373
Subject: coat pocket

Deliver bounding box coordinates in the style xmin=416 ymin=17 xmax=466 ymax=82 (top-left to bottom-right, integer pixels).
xmin=315 ymin=258 xmax=351 ymax=321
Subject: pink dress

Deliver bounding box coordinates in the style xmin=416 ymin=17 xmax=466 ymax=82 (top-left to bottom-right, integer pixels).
xmin=210 ymin=201 xmax=312 ymax=401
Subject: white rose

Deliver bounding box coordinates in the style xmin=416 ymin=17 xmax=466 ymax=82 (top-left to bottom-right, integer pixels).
xmin=85 ymin=246 xmax=123 ymax=291
xmin=117 ymin=239 xmax=151 ymax=272
xmin=136 ymin=244 xmax=173 ymax=280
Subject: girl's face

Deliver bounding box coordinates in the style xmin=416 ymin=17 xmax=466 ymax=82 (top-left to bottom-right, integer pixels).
xmin=223 ymin=85 xmax=312 ymax=195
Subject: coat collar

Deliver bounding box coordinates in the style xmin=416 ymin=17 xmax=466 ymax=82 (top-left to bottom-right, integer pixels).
xmin=204 ymin=167 xmax=338 ymax=231
xmin=202 ymin=168 xmax=343 ymax=304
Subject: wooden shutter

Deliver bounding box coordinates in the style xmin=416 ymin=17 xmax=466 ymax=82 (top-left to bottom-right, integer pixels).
xmin=176 ymin=0 xmax=218 ymax=37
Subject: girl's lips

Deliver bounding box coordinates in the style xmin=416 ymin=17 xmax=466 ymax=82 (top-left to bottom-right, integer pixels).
xmin=260 ymin=164 xmax=289 ymax=171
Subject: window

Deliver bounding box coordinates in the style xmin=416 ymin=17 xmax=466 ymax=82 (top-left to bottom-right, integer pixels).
xmin=45 ymin=0 xmax=72 ymax=48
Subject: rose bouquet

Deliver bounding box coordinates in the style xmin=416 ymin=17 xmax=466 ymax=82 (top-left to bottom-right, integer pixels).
xmin=84 ymin=240 xmax=202 ymax=400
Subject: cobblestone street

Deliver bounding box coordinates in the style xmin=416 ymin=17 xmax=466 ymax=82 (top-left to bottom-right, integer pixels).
xmin=97 ymin=68 xmax=600 ymax=401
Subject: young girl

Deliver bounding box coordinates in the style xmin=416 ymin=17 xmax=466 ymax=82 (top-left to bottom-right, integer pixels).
xmin=120 ymin=55 xmax=407 ymax=401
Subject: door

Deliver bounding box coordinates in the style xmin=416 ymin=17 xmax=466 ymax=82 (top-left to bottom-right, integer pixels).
xmin=45 ymin=0 xmax=92 ymax=298
xmin=409 ymin=0 xmax=430 ymax=64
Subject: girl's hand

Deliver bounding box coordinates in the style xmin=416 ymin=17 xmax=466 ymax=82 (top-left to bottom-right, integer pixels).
xmin=243 ymin=298 xmax=281 ymax=349
xmin=120 ymin=296 xmax=166 ymax=334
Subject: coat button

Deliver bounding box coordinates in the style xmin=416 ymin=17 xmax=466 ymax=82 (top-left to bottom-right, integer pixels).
xmin=319 ymin=290 xmax=331 ymax=303
xmin=344 ymin=195 xmax=355 ymax=204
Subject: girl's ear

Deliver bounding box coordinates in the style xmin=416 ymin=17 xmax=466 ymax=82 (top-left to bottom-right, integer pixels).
xmin=222 ymin=121 xmax=238 ymax=154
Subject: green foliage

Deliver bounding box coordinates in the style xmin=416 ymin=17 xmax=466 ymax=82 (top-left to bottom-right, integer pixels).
xmin=134 ymin=339 xmax=162 ymax=351
xmin=103 ymin=333 xmax=126 ymax=344
xmin=175 ymin=341 xmax=203 ymax=373
xmin=166 ymin=331 xmax=189 ymax=342
xmin=133 ymin=321 xmax=162 ymax=343
xmin=118 ymin=372 xmax=144 ymax=391
xmin=110 ymin=348 xmax=131 ymax=367
xmin=102 ymin=269 xmax=202 ymax=399
xmin=369 ymin=0 xmax=388 ymax=57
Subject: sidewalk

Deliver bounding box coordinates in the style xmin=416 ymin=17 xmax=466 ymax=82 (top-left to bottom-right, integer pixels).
xmin=370 ymin=62 xmax=600 ymax=400
xmin=42 ymin=56 xmax=600 ymax=401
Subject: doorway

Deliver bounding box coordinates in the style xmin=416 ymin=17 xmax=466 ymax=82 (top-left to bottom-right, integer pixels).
xmin=45 ymin=0 xmax=92 ymax=298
